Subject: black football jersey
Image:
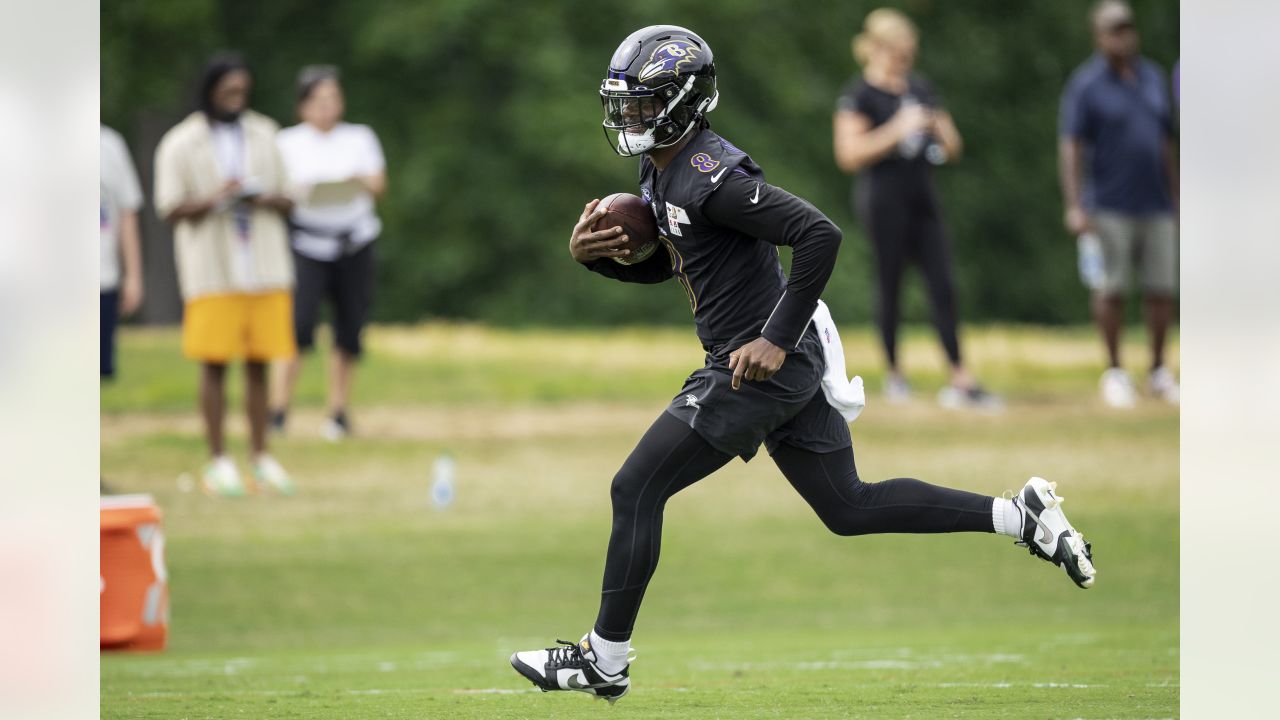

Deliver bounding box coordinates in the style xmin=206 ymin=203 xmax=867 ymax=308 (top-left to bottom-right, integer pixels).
xmin=587 ymin=127 xmax=842 ymax=354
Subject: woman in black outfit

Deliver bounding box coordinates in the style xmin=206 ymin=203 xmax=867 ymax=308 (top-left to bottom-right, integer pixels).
xmin=833 ymin=8 xmax=997 ymax=409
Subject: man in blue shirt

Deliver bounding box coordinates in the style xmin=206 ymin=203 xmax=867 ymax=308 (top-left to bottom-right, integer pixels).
xmin=1059 ymin=0 xmax=1178 ymax=408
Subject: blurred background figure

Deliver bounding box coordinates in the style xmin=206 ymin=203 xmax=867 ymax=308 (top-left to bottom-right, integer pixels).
xmin=271 ymin=65 xmax=386 ymax=442
xmin=100 ymin=124 xmax=145 ymax=380
xmin=1059 ymin=0 xmax=1179 ymax=408
xmin=832 ymin=8 xmax=997 ymax=411
xmin=153 ymin=53 xmax=297 ymax=496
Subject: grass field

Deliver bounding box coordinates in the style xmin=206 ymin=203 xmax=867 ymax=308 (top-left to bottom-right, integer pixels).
xmin=101 ymin=323 xmax=1178 ymax=719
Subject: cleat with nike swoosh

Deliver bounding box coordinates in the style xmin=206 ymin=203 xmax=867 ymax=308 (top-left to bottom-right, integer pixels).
xmin=510 ymin=635 xmax=631 ymax=703
xmin=1012 ymin=477 xmax=1096 ymax=589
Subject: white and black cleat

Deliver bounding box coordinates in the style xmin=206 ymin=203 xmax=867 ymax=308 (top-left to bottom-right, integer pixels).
xmin=510 ymin=635 xmax=631 ymax=704
xmin=1012 ymin=477 xmax=1096 ymax=589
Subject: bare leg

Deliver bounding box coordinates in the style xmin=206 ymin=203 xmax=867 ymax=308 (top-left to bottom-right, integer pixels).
xmin=328 ymin=349 xmax=356 ymax=417
xmin=199 ymin=362 xmax=227 ymax=457
xmin=949 ymin=365 xmax=975 ymax=389
xmin=271 ymin=356 xmax=301 ymax=416
xmin=245 ymin=361 xmax=269 ymax=456
xmin=1144 ymin=293 xmax=1173 ymax=370
xmin=1092 ymin=292 xmax=1125 ymax=368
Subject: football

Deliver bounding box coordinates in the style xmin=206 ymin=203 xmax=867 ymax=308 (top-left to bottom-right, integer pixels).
xmin=592 ymin=193 xmax=661 ymax=265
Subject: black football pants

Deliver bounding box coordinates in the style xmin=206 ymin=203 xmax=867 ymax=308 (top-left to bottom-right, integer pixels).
xmin=593 ymin=411 xmax=995 ymax=642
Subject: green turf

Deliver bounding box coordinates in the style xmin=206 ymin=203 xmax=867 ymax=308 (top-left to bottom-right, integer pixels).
xmin=101 ymin=324 xmax=1178 ymax=719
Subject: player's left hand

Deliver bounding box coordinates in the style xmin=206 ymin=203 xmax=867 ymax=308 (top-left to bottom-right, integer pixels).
xmin=728 ymin=337 xmax=787 ymax=390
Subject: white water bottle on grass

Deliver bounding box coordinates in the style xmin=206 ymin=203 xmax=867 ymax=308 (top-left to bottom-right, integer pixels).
xmin=431 ymin=454 xmax=455 ymax=509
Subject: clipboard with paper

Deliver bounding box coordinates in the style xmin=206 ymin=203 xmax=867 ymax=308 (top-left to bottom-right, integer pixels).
xmin=301 ymin=179 xmax=365 ymax=207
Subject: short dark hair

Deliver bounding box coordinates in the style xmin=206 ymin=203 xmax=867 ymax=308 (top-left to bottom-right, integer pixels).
xmin=197 ymin=51 xmax=251 ymax=117
xmin=296 ymin=65 xmax=341 ymax=104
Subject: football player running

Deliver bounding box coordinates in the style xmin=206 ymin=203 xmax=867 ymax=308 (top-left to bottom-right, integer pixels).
xmin=510 ymin=25 xmax=1095 ymax=704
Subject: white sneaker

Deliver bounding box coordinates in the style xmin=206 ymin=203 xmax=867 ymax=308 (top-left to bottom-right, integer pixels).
xmin=320 ymin=413 xmax=350 ymax=443
xmin=1010 ymin=477 xmax=1096 ymax=589
xmin=252 ymin=454 xmax=296 ymax=495
xmin=202 ymin=456 xmax=246 ymax=497
xmin=937 ymin=384 xmax=1004 ymax=412
xmin=1100 ymin=368 xmax=1136 ymax=408
xmin=1149 ymin=366 xmax=1180 ymax=405
xmin=510 ymin=635 xmax=631 ymax=704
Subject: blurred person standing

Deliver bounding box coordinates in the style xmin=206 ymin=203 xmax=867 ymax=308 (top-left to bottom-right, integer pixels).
xmin=832 ymin=8 xmax=997 ymax=410
xmin=100 ymin=125 xmax=144 ymax=379
xmin=1059 ymin=0 xmax=1179 ymax=407
xmin=154 ymin=53 xmax=297 ymax=496
xmin=271 ymin=66 xmax=386 ymax=441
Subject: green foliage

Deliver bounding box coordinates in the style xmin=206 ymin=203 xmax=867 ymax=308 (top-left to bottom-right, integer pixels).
xmin=101 ymin=0 xmax=1178 ymax=326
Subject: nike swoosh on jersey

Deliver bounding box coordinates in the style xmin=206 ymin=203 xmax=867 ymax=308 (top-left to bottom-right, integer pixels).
xmin=709 ymin=167 xmax=727 ymax=183
xmin=750 ymin=184 xmax=760 ymax=204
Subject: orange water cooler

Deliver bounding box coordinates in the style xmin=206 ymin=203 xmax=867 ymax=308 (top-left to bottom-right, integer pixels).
xmin=100 ymin=494 xmax=169 ymax=651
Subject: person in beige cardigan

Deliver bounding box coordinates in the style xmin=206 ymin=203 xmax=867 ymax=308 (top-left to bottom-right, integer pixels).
xmin=154 ymin=53 xmax=297 ymax=497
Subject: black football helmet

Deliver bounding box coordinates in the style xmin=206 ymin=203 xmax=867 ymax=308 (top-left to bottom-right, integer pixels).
xmin=600 ymin=25 xmax=719 ymax=157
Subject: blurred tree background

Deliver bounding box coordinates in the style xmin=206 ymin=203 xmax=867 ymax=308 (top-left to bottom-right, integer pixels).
xmin=101 ymin=0 xmax=1178 ymax=327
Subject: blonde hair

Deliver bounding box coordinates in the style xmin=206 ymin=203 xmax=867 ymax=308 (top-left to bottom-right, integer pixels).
xmin=852 ymin=8 xmax=918 ymax=66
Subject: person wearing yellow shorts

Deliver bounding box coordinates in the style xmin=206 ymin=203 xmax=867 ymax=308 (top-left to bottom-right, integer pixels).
xmin=155 ymin=53 xmax=298 ymax=496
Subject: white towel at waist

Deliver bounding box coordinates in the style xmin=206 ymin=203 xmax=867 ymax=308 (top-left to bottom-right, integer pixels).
xmin=812 ymin=299 xmax=865 ymax=423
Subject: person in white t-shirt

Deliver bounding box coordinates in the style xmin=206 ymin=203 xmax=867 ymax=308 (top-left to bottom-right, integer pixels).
xmin=271 ymin=66 xmax=387 ymax=441
xmin=100 ymin=125 xmax=145 ymax=378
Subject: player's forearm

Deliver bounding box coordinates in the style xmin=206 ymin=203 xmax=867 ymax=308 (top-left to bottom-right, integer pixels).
xmin=760 ymin=220 xmax=841 ymax=349
xmin=254 ymin=194 xmax=295 ymax=215
xmin=355 ymin=172 xmax=387 ymax=199
xmin=934 ymin=112 xmax=962 ymax=162
xmin=1164 ymin=139 xmax=1179 ymax=213
xmin=585 ymin=252 xmax=672 ymax=284
xmin=835 ymin=124 xmax=901 ymax=174
xmin=1058 ymin=138 xmax=1084 ymax=209
xmin=119 ymin=211 xmax=143 ymax=280
xmin=163 ymin=198 xmax=217 ymax=223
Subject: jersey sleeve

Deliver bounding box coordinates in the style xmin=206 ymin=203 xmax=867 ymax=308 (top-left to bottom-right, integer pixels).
xmin=111 ymin=132 xmax=144 ymax=212
xmin=358 ymin=125 xmax=386 ymax=174
xmin=152 ymin=130 xmax=187 ymax=220
xmin=702 ymin=170 xmax=842 ymax=350
xmin=1059 ymin=72 xmax=1092 ymax=140
xmin=584 ymin=248 xmax=673 ymax=284
xmin=834 ymin=80 xmax=863 ymax=113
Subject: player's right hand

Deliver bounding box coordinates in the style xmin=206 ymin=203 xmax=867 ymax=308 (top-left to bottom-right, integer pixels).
xmin=570 ymin=199 xmax=632 ymax=264
xmin=1064 ymin=204 xmax=1090 ymax=236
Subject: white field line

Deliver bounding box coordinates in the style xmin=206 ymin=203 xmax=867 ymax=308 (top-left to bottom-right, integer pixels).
xmin=690 ymin=652 xmax=1027 ymax=672
xmin=122 ymin=681 xmax=1175 ymax=700
xmin=114 ymin=651 xmax=461 ymax=679
xmin=125 ymin=688 xmax=439 ymax=698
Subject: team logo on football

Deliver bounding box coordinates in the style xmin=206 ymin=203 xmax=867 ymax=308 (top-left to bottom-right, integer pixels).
xmin=690 ymin=153 xmax=719 ymax=173
xmin=638 ymin=41 xmax=700 ymax=83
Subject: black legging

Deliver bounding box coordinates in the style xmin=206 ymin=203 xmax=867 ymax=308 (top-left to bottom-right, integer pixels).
xmin=593 ymin=411 xmax=994 ymax=642
xmin=858 ymin=184 xmax=962 ymax=368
